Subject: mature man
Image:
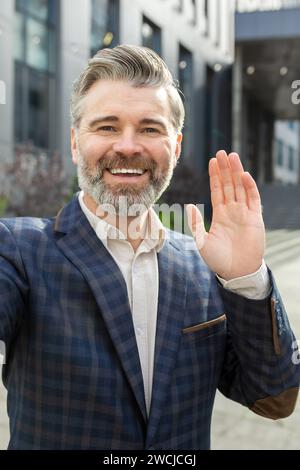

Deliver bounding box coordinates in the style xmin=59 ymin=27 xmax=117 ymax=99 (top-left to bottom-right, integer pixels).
xmin=0 ymin=45 xmax=299 ymax=450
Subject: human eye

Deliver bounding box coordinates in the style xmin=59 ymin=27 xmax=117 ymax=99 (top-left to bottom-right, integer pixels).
xmin=96 ymin=126 xmax=116 ymax=132
xmin=142 ymin=127 xmax=160 ymax=134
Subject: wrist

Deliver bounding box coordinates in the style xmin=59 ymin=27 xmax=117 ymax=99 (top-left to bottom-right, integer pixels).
xmin=217 ymin=262 xmax=264 ymax=282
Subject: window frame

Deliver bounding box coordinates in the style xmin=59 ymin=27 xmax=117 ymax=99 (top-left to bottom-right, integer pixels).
xmin=14 ymin=0 xmax=57 ymax=151
xmin=142 ymin=15 xmax=162 ymax=56
xmin=90 ymin=0 xmax=120 ymax=57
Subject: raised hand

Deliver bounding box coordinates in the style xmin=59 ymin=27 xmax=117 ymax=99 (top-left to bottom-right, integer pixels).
xmin=186 ymin=150 xmax=265 ymax=280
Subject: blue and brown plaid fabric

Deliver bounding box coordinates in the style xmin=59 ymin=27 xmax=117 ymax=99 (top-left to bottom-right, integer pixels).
xmin=0 ymin=194 xmax=299 ymax=449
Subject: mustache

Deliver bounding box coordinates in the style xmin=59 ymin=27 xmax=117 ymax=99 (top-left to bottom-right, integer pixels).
xmin=102 ymin=156 xmax=156 ymax=170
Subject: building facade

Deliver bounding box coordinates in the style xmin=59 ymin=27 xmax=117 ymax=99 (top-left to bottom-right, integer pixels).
xmin=233 ymin=0 xmax=300 ymax=183
xmin=0 ymin=1 xmax=234 ymax=187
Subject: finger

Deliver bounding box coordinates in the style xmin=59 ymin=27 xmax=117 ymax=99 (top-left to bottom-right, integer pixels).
xmin=216 ymin=150 xmax=235 ymax=203
xmin=209 ymin=157 xmax=224 ymax=208
xmin=241 ymin=172 xmax=262 ymax=212
xmin=228 ymin=153 xmax=247 ymax=204
xmin=186 ymin=204 xmax=206 ymax=251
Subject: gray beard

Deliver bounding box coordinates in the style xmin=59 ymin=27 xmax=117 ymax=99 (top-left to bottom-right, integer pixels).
xmin=76 ymin=150 xmax=174 ymax=215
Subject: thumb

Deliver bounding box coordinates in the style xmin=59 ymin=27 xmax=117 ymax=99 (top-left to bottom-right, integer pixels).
xmin=186 ymin=204 xmax=207 ymax=251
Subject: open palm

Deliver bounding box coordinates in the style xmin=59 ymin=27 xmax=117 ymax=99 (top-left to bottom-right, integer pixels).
xmin=187 ymin=150 xmax=265 ymax=280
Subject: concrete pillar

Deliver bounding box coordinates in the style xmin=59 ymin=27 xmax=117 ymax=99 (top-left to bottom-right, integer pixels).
xmin=232 ymin=44 xmax=243 ymax=157
xmin=0 ymin=0 xmax=15 ymax=195
xmin=58 ymin=0 xmax=92 ymax=177
xmin=119 ymin=0 xmax=141 ymax=45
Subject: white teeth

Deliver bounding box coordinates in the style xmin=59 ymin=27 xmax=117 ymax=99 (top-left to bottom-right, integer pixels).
xmin=109 ymin=168 xmax=146 ymax=175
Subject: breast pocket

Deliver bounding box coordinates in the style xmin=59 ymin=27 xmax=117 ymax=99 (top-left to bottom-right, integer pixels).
xmin=182 ymin=313 xmax=226 ymax=342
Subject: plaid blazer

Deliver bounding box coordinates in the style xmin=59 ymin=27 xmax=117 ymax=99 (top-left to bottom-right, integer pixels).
xmin=0 ymin=194 xmax=299 ymax=450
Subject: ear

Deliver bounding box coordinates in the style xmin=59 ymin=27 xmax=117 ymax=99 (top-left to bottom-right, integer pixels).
xmin=173 ymin=132 xmax=182 ymax=168
xmin=71 ymin=127 xmax=78 ymax=165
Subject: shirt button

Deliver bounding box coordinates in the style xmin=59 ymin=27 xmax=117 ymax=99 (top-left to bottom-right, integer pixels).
xmin=136 ymin=327 xmax=144 ymax=336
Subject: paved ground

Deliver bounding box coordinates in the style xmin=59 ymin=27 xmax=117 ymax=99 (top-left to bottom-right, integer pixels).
xmin=212 ymin=229 xmax=300 ymax=449
xmin=0 ymin=229 xmax=299 ymax=450
xmin=0 ymin=382 xmax=7 ymax=449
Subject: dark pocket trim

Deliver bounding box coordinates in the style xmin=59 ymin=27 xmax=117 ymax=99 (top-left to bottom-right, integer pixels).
xmin=182 ymin=314 xmax=226 ymax=334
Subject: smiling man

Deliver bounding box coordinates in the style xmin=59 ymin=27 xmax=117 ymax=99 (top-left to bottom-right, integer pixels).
xmin=0 ymin=45 xmax=299 ymax=450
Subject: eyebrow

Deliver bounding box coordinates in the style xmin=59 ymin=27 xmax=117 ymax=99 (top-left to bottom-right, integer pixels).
xmin=88 ymin=116 xmax=119 ymax=128
xmin=139 ymin=118 xmax=168 ymax=131
xmin=88 ymin=116 xmax=168 ymax=131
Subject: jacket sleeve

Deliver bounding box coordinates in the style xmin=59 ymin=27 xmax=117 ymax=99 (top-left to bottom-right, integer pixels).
xmin=0 ymin=221 xmax=29 ymax=347
xmin=217 ymin=268 xmax=300 ymax=419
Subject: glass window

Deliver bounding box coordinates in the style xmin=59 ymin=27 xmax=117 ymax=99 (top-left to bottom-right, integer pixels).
xmin=14 ymin=12 xmax=24 ymax=61
xmin=288 ymin=146 xmax=294 ymax=171
xmin=276 ymin=140 xmax=284 ymax=166
xmin=15 ymin=0 xmax=56 ymax=73
xmin=26 ymin=18 xmax=48 ymax=71
xmin=14 ymin=62 xmax=25 ymax=143
xmin=27 ymin=69 xmax=49 ymax=148
xmin=26 ymin=0 xmax=49 ymax=21
xmin=204 ymin=0 xmax=208 ymax=17
xmin=191 ymin=0 xmax=196 ymax=25
xmin=48 ymin=28 xmax=56 ymax=73
xmin=16 ymin=0 xmax=25 ymax=11
xmin=16 ymin=0 xmax=50 ymax=22
xmin=48 ymin=0 xmax=57 ymax=25
xmin=91 ymin=0 xmax=119 ymax=56
xmin=142 ymin=16 xmax=161 ymax=56
xmin=14 ymin=63 xmax=50 ymax=149
xmin=204 ymin=0 xmax=209 ymax=36
xmin=91 ymin=0 xmax=108 ymax=53
xmin=14 ymin=0 xmax=57 ymax=150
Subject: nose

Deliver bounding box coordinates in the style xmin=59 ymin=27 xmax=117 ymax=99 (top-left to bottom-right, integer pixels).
xmin=112 ymin=129 xmax=143 ymax=156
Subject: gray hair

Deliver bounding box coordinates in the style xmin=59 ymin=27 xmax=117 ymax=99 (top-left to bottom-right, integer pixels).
xmin=70 ymin=44 xmax=185 ymax=133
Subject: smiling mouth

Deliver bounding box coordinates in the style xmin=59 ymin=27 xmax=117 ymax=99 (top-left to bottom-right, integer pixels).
xmin=107 ymin=168 xmax=148 ymax=177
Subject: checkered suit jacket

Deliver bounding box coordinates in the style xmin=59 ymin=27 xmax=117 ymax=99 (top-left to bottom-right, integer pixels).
xmin=0 ymin=194 xmax=299 ymax=450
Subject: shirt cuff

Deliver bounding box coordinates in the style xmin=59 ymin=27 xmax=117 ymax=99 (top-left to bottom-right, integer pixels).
xmin=216 ymin=260 xmax=271 ymax=300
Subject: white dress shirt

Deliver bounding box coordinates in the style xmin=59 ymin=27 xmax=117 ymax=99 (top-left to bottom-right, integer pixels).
xmin=78 ymin=191 xmax=270 ymax=415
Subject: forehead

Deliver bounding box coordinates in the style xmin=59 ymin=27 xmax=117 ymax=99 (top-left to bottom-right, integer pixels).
xmin=81 ymin=80 xmax=171 ymax=121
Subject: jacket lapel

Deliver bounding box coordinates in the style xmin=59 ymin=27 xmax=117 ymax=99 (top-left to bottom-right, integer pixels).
xmin=146 ymin=235 xmax=188 ymax=447
xmin=54 ymin=195 xmax=148 ymax=423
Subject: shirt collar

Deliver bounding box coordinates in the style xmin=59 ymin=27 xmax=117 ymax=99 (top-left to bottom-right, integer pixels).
xmin=78 ymin=191 xmax=166 ymax=253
